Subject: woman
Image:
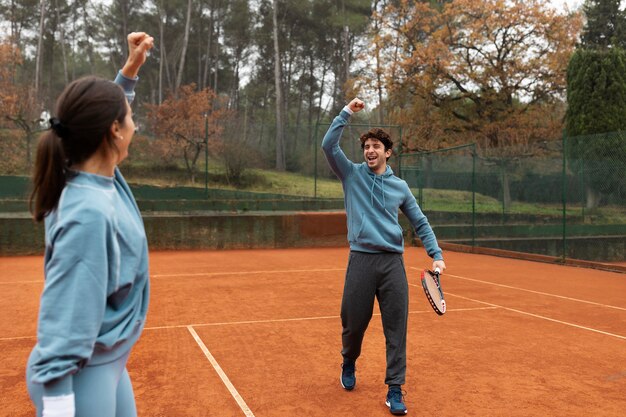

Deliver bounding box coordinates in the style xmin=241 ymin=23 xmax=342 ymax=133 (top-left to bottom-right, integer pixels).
xmin=26 ymin=32 xmax=154 ymax=417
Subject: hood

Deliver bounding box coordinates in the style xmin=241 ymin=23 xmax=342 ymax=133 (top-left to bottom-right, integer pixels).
xmin=366 ymin=165 xmax=393 ymax=208
xmin=366 ymin=164 xmax=394 ymax=178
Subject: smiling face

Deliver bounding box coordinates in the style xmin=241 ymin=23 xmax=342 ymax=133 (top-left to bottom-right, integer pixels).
xmin=363 ymin=138 xmax=392 ymax=175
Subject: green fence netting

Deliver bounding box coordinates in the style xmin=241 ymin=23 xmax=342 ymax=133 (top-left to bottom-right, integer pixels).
xmin=2 ymin=122 xmax=626 ymax=262
xmin=395 ymin=133 xmax=626 ymax=262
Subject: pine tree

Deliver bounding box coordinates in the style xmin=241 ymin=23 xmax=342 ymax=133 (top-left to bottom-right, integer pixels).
xmin=565 ymin=48 xmax=626 ymax=208
xmin=581 ymin=0 xmax=626 ymax=49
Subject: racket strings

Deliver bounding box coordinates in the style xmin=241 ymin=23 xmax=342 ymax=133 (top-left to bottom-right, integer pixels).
xmin=421 ymin=270 xmax=446 ymax=315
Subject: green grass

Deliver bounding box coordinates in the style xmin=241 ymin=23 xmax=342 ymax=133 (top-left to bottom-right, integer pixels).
xmin=411 ymin=188 xmax=626 ymax=222
xmin=244 ymin=169 xmax=344 ymax=198
xmin=5 ymin=158 xmax=626 ymax=222
xmin=121 ymin=161 xmax=345 ymax=198
xmin=121 ymin=162 xmax=626 ymax=221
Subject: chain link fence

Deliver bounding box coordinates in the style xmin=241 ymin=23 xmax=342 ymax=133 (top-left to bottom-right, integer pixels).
xmin=396 ymin=133 xmax=626 ymax=262
xmin=2 ymin=121 xmax=625 ymax=262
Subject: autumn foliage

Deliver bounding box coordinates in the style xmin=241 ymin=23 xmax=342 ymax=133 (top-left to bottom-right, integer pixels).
xmin=147 ymin=85 xmax=231 ymax=183
xmin=375 ymin=0 xmax=583 ymax=152
xmin=0 ymin=41 xmax=43 ymax=173
xmin=0 ymin=41 xmax=21 ymax=125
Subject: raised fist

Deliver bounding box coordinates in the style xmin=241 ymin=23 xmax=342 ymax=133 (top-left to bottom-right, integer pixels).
xmin=122 ymin=32 xmax=154 ymax=78
xmin=348 ymin=98 xmax=365 ymax=113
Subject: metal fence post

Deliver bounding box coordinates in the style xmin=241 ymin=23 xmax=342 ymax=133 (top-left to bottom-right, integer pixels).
xmin=562 ymin=133 xmax=567 ymax=261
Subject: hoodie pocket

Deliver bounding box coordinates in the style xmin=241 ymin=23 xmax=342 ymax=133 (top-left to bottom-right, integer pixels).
xmin=355 ymin=213 xmax=404 ymax=251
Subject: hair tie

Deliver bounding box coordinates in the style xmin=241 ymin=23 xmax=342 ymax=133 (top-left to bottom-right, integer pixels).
xmin=49 ymin=117 xmax=68 ymax=138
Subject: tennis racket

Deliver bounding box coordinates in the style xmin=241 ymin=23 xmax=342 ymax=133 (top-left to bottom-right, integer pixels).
xmin=421 ymin=267 xmax=446 ymax=315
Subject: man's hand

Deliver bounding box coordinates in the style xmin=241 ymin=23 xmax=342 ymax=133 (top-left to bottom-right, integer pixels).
xmin=121 ymin=32 xmax=154 ymax=79
xmin=347 ymin=98 xmax=365 ymax=113
xmin=432 ymin=260 xmax=446 ymax=274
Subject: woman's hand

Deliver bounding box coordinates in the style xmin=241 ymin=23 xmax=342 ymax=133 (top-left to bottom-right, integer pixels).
xmin=121 ymin=32 xmax=154 ymax=79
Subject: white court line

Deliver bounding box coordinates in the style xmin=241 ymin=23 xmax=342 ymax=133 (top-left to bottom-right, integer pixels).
xmin=448 ymin=292 xmax=626 ymax=340
xmin=0 ymin=267 xmax=347 ymax=285
xmin=409 ymin=267 xmax=626 ymax=311
xmin=187 ymin=326 xmax=256 ymax=417
xmin=147 ymin=314 xmax=339 ymax=331
xmin=411 ymin=282 xmax=626 ymax=340
xmin=143 ymin=307 xmax=496 ymax=330
xmin=0 ymin=307 xmax=496 ymax=341
xmin=152 ymin=268 xmax=345 ymax=278
xmin=143 ymin=307 xmax=496 ymax=331
xmin=0 ymin=335 xmax=36 ymax=341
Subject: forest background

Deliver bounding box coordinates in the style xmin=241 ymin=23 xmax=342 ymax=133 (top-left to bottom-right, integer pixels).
xmin=0 ymin=0 xmax=589 ymax=193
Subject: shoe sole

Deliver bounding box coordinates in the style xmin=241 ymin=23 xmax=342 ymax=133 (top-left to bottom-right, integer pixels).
xmin=385 ymin=400 xmax=408 ymax=415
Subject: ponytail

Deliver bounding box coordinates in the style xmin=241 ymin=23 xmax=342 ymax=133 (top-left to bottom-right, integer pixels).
xmin=29 ymin=76 xmax=127 ymax=222
xmin=30 ymin=131 xmax=67 ymax=222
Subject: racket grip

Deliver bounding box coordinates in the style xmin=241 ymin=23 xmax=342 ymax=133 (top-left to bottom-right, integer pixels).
xmin=434 ymin=267 xmax=441 ymax=275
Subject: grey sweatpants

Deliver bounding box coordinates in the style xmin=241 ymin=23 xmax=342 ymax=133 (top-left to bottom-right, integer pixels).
xmin=341 ymin=251 xmax=409 ymax=386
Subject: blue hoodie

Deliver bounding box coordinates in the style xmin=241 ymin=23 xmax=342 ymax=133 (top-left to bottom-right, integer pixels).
xmin=29 ymin=73 xmax=150 ymax=397
xmin=322 ymin=108 xmax=443 ymax=260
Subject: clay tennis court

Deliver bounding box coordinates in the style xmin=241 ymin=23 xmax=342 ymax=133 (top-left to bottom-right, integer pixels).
xmin=2 ymin=246 xmax=625 ymax=416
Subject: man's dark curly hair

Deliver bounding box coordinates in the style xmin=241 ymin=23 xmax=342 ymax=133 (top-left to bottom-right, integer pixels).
xmin=360 ymin=128 xmax=393 ymax=155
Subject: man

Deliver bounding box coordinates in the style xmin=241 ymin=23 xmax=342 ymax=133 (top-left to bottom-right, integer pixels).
xmin=321 ymin=97 xmax=446 ymax=415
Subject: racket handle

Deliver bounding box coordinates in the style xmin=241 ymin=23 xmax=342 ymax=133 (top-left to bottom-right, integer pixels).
xmin=434 ymin=267 xmax=441 ymax=275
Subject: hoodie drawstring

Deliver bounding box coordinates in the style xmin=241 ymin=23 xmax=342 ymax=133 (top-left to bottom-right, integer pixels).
xmin=369 ymin=175 xmax=386 ymax=208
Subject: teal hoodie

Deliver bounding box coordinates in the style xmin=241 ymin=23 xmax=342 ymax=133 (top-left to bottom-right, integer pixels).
xmin=322 ymin=109 xmax=443 ymax=260
xmin=29 ymin=73 xmax=150 ymax=397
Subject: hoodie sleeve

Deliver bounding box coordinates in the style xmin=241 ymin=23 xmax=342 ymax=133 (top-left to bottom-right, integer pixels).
xmin=400 ymin=183 xmax=443 ymax=261
xmin=30 ymin=207 xmax=113 ymax=396
xmin=113 ymin=70 xmax=138 ymax=104
xmin=321 ymin=109 xmax=355 ymax=181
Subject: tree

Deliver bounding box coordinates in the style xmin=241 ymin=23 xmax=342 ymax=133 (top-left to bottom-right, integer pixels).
xmin=148 ymin=84 xmax=230 ymax=183
xmin=566 ymin=48 xmax=626 ymax=208
xmin=378 ymin=0 xmax=581 ymax=146
xmin=34 ymin=0 xmax=46 ymax=96
xmin=6 ymin=86 xmax=44 ymax=168
xmin=272 ymin=0 xmax=286 ymax=171
xmin=175 ymin=0 xmax=192 ymax=92
xmin=223 ymin=0 xmax=252 ymax=109
xmin=374 ymin=0 xmax=581 ymax=209
xmin=581 ymin=0 xmax=626 ymax=49
xmin=0 ymin=41 xmax=27 ymax=173
xmin=325 ymin=0 xmax=371 ymax=115
xmin=0 ymin=0 xmax=39 ymax=57
xmin=0 ymin=42 xmax=21 ymax=121
xmin=0 ymin=40 xmax=43 ymax=167
xmin=53 ymin=0 xmax=69 ymax=85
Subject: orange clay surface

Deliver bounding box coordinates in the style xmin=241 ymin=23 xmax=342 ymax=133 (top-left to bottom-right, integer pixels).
xmin=2 ymin=247 xmax=626 ymax=417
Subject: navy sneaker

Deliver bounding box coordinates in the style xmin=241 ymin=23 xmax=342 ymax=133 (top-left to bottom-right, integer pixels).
xmin=385 ymin=386 xmax=407 ymax=415
xmin=340 ymin=361 xmax=356 ymax=390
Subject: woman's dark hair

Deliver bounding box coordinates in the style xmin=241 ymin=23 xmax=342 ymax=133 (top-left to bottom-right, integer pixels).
xmin=30 ymin=76 xmax=127 ymax=222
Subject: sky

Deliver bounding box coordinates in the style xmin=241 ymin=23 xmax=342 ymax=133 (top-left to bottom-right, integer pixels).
xmin=551 ymin=0 xmax=585 ymax=12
